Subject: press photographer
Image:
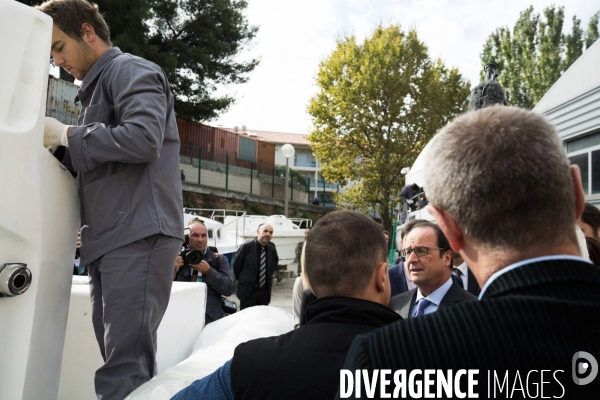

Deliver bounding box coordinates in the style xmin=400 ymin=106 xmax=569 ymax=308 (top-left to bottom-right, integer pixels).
xmin=174 ymin=218 xmax=234 ymax=324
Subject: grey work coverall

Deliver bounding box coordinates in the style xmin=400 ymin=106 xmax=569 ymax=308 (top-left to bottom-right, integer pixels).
xmin=64 ymin=47 xmax=184 ymax=400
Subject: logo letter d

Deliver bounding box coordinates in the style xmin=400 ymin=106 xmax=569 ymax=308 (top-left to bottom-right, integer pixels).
xmin=572 ymin=351 xmax=598 ymax=385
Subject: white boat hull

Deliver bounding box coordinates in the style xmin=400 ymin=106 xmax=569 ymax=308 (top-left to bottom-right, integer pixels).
xmin=0 ymin=4 xmax=80 ymax=399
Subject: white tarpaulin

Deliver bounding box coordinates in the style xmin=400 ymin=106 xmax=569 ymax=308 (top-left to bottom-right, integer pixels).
xmin=127 ymin=306 xmax=294 ymax=399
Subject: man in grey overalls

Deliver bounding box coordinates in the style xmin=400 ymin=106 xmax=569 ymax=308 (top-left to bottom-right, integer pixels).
xmin=38 ymin=1 xmax=183 ymax=398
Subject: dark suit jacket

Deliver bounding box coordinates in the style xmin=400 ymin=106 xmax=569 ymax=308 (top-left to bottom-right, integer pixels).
xmin=233 ymin=239 xmax=278 ymax=302
xmin=388 ymin=262 xmax=409 ymax=297
xmin=339 ymin=259 xmax=600 ymax=399
xmin=466 ymin=266 xmax=481 ymax=296
xmin=389 ymin=280 xmax=478 ymax=318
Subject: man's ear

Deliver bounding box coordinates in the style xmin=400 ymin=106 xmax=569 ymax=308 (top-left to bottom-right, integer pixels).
xmin=80 ymin=23 xmax=96 ymax=43
xmin=375 ymin=261 xmax=388 ymax=293
xmin=443 ymin=250 xmax=453 ymax=267
xmin=427 ymin=205 xmax=464 ymax=252
xmin=571 ymin=165 xmax=585 ymax=221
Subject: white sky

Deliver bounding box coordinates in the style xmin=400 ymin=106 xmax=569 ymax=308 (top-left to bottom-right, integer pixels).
xmin=212 ymin=0 xmax=599 ymax=134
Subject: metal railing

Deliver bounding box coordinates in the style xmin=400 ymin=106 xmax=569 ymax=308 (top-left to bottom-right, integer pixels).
xmin=310 ymin=180 xmax=339 ymax=190
xmin=289 ymin=218 xmax=313 ymax=229
xmin=294 ymin=160 xmax=317 ymax=167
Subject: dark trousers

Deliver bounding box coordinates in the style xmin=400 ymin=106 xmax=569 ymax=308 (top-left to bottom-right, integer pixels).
xmin=87 ymin=234 xmax=180 ymax=400
xmin=240 ymin=285 xmax=270 ymax=310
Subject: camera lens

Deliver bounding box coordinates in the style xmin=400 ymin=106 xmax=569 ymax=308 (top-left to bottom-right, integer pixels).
xmin=187 ymin=250 xmax=202 ymax=265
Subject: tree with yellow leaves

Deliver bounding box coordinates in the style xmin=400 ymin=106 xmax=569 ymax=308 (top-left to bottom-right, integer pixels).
xmin=308 ymin=24 xmax=470 ymax=231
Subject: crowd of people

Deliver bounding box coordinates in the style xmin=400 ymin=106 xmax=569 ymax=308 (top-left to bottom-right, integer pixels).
xmin=173 ymin=106 xmax=600 ymax=399
xmin=38 ymin=1 xmax=600 ymax=398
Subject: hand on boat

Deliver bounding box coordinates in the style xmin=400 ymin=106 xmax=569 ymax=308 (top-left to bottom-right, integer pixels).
xmin=43 ymin=117 xmax=71 ymax=148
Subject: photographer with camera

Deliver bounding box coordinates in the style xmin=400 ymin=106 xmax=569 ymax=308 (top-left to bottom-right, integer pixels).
xmin=174 ymin=218 xmax=234 ymax=324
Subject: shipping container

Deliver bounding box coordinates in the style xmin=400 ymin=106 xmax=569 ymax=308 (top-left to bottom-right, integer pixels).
xmin=46 ymin=76 xmax=81 ymax=125
xmin=213 ymin=128 xmax=238 ymax=159
xmin=238 ymin=136 xmax=257 ymax=163
xmin=177 ymin=117 xmax=216 ymax=161
xmin=256 ymin=140 xmax=276 ymax=175
xmin=176 ymin=117 xmax=275 ymax=175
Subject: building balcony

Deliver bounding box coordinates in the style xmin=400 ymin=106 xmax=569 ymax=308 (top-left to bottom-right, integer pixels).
xmin=294 ymin=160 xmax=317 ymax=167
xmin=310 ymin=180 xmax=339 ymax=190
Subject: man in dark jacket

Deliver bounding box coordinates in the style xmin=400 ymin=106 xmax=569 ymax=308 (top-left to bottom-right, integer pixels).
xmin=174 ymin=219 xmax=233 ymax=324
xmin=233 ymin=223 xmax=278 ymax=309
xmin=172 ymin=210 xmax=400 ymax=400
xmin=340 ymin=106 xmax=600 ymax=399
xmin=399 ymin=183 xmax=421 ymax=223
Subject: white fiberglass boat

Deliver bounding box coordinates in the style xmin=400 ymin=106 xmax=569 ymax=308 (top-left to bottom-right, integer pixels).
xmin=0 ymin=5 xmax=293 ymax=399
xmin=223 ymin=214 xmax=312 ymax=265
xmin=394 ymin=142 xmax=436 ymax=251
xmin=184 ymin=209 xmax=312 ymax=266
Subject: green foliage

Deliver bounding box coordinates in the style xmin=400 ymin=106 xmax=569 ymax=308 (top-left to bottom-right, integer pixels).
xmin=308 ymin=24 xmax=470 ymax=231
xmin=242 ymin=198 xmax=270 ymax=216
xmin=182 ymin=197 xmax=195 ymax=208
xmin=480 ymin=6 xmax=600 ymax=109
xmin=564 ymin=15 xmax=583 ymax=69
xmin=587 ymin=12 xmax=600 ymax=49
xmin=274 ymin=165 xmax=308 ymax=187
xmin=96 ymin=0 xmax=259 ymax=121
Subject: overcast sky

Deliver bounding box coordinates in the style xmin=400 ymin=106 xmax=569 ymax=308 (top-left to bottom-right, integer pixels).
xmin=211 ymin=0 xmax=599 ymax=134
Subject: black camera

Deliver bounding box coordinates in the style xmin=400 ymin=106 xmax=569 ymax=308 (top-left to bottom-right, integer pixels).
xmin=179 ymin=248 xmax=203 ymax=270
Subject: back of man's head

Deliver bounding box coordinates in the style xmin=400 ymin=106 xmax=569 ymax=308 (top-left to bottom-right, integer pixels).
xmin=37 ymin=0 xmax=112 ymax=44
xmin=305 ymin=210 xmax=387 ymax=298
xmin=424 ymin=105 xmax=577 ymax=252
xmin=580 ymin=203 xmax=600 ymax=240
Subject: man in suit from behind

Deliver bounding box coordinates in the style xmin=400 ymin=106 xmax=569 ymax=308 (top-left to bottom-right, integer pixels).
xmin=452 ymin=249 xmax=481 ymax=296
xmin=340 ymin=106 xmax=600 ymax=399
xmin=390 ymin=221 xmax=477 ymax=318
xmin=233 ymin=224 xmax=279 ymax=309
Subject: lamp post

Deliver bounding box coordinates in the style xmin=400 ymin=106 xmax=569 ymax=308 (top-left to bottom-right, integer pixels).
xmin=281 ymin=144 xmax=295 ymax=217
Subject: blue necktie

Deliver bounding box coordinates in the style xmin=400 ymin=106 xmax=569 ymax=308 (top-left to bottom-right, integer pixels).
xmin=414 ymin=298 xmax=432 ymax=317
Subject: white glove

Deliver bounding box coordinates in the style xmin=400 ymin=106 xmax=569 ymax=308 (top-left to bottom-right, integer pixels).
xmin=406 ymin=199 xmax=414 ymax=204
xmin=44 ymin=117 xmax=71 ymax=148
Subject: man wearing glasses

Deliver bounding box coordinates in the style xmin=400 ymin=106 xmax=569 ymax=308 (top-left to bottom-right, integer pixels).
xmin=339 ymin=106 xmax=600 ymax=399
xmin=389 ymin=221 xmax=476 ymax=318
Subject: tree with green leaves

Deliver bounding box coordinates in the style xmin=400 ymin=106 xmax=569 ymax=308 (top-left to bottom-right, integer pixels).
xmin=481 ymin=6 xmax=599 ymax=109
xmin=587 ymin=12 xmax=600 ymax=49
xmin=307 ymin=24 xmax=470 ymax=232
xmin=52 ymin=0 xmax=259 ymax=121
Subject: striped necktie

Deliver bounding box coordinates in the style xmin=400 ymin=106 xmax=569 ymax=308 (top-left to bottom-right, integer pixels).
xmin=453 ymin=268 xmax=465 ymax=289
xmin=259 ymin=246 xmax=267 ymax=288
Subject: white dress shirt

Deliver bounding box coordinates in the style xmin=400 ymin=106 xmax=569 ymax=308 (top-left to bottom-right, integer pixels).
xmin=453 ymin=261 xmax=469 ymax=291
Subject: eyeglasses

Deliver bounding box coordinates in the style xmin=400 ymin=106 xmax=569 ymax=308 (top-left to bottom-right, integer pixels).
xmin=400 ymin=246 xmax=446 ymax=258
